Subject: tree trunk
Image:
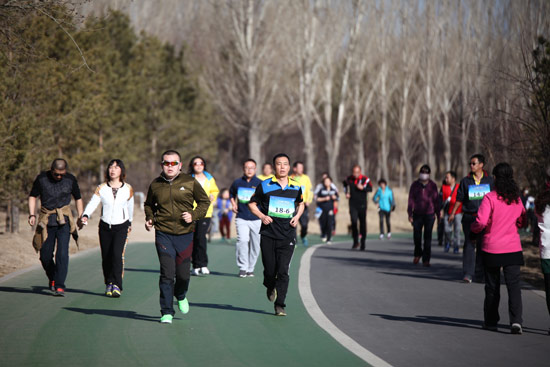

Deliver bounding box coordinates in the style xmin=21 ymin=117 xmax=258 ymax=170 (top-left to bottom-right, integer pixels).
xmin=443 ymin=110 xmax=451 ymax=170
xmin=380 ymin=66 xmax=389 ymax=180
xmin=5 ymin=201 xmax=11 ymax=233
xmin=461 ymin=118 xmax=469 ymax=177
xmin=99 ymin=128 xmax=104 ymax=182
xmin=303 ymin=122 xmax=316 ymax=182
xmin=11 ymin=203 xmax=19 ymax=233
xmin=248 ymin=126 xmax=263 ymax=165
xmin=356 ymin=125 xmax=365 ymax=175
xmin=151 ymin=131 xmax=158 ymax=177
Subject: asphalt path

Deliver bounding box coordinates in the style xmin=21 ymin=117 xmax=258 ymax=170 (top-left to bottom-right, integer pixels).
xmin=309 ymin=234 xmax=549 ymax=367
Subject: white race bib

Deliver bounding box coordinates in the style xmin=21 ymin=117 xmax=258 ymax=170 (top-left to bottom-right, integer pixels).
xmin=237 ymin=187 xmax=255 ymax=204
xmin=468 ymin=184 xmax=490 ymax=201
xmin=268 ymin=196 xmax=295 ymax=219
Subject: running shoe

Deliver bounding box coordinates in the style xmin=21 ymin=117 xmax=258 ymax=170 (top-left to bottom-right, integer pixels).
xmin=49 ymin=280 xmax=55 ymax=292
xmin=387 ymin=233 xmax=391 ymax=239
xmin=160 ymin=314 xmax=173 ymax=324
xmin=111 ymin=285 xmax=121 ymax=298
xmin=379 ymin=234 xmax=384 ymax=240
xmin=274 ymin=305 xmax=287 ymax=316
xmin=302 ymin=237 xmax=309 ymax=247
xmin=238 ymin=270 xmax=247 ymax=278
xmin=453 ymin=247 xmax=459 ymax=254
xmin=267 ymin=288 xmax=277 ymax=302
xmin=482 ymin=323 xmax=498 ymax=332
xmin=462 ymin=276 xmax=472 ymax=283
xmin=178 ymin=298 xmax=189 ymax=314
xmin=246 ymin=272 xmax=254 ymax=277
xmin=105 ymin=283 xmax=113 ymax=297
xmin=321 ymin=237 xmax=327 ymax=242
xmin=422 ymin=262 xmax=431 ymax=267
xmin=191 ymin=268 xmax=201 ymax=276
xmin=413 ymin=256 xmax=421 ymax=264
xmin=511 ymin=323 xmax=523 ymax=334
xmin=352 ymin=243 xmax=359 ymax=249
xmin=54 ymin=288 xmax=65 ymax=297
xmin=444 ymin=243 xmax=450 ymax=252
xmin=201 ymin=267 xmax=210 ymax=275
xmin=326 ymin=241 xmax=332 ymax=245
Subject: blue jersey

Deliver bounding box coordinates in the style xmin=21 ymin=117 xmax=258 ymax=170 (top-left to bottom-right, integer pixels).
xmin=230 ymin=175 xmax=262 ymax=221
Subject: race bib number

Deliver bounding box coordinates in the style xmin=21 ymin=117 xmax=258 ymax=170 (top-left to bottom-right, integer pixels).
xmin=468 ymin=184 xmax=490 ymax=201
xmin=268 ymin=196 xmax=295 ymax=219
xmin=237 ymin=187 xmax=255 ymax=204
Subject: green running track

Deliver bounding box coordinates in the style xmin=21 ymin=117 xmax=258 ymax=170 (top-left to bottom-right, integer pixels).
xmin=0 ymin=237 xmax=368 ymax=367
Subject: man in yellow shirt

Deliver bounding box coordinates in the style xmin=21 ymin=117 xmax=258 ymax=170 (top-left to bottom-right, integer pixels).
xmin=291 ymin=161 xmax=313 ymax=246
xmin=257 ymin=162 xmax=274 ymax=181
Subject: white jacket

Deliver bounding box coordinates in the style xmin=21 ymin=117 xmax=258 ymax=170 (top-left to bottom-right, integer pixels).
xmin=538 ymin=205 xmax=550 ymax=260
xmin=83 ymin=182 xmax=134 ymax=226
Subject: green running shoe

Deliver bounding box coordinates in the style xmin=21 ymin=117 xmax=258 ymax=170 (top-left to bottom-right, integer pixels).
xmin=178 ymin=298 xmax=189 ymax=314
xmin=160 ymin=314 xmax=173 ymax=324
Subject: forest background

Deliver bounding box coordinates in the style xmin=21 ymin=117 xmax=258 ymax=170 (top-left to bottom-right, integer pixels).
xmin=1 ymin=0 xmax=550 ymax=233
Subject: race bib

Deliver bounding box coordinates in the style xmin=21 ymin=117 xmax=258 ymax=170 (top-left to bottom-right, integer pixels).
xmin=468 ymin=184 xmax=490 ymax=201
xmin=237 ymin=187 xmax=255 ymax=204
xmin=268 ymin=196 xmax=295 ymax=218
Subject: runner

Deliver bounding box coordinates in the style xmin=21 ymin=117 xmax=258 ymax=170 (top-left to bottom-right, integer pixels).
xmin=291 ymin=161 xmax=313 ymax=246
xmin=217 ymin=188 xmax=233 ymax=241
xmin=28 ymin=158 xmax=83 ymax=296
xmin=343 ymin=165 xmax=372 ymax=250
xmin=407 ymin=165 xmax=440 ymax=266
xmin=188 ymin=156 xmax=219 ymax=276
xmin=80 ymin=159 xmax=134 ymax=297
xmin=257 ymin=162 xmax=274 ymax=181
xmin=249 ymin=153 xmax=304 ymax=316
xmin=372 ymin=178 xmax=394 ymax=240
xmin=441 ymin=171 xmax=461 ymax=254
xmin=535 ymin=169 xmax=550 ymax=335
xmin=315 ymin=176 xmax=338 ymax=244
xmin=471 ymin=162 xmax=526 ymax=334
xmin=144 ymin=150 xmax=210 ymax=324
xmin=449 ymin=153 xmax=494 ymax=283
xmin=314 ymin=172 xmax=339 ymax=241
xmin=229 ymin=159 xmax=262 ymax=277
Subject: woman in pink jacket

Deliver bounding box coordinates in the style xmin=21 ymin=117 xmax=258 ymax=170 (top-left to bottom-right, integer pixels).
xmin=471 ymin=162 xmax=526 ymax=334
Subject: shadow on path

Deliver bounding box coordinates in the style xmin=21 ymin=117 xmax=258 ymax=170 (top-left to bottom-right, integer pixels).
xmin=189 ymin=302 xmax=272 ymax=315
xmin=63 ymin=307 xmax=161 ymax=322
xmin=124 ymin=268 xmax=159 ymax=273
xmin=371 ymin=314 xmax=548 ymax=335
xmin=0 ymin=286 xmax=104 ymax=297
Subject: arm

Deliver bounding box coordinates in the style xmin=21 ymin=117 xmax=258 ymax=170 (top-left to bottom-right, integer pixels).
xmin=209 ymin=178 xmax=220 ymax=202
xmin=290 ymin=202 xmax=305 ymax=227
xmin=248 ymin=201 xmax=272 ymax=225
xmin=189 ymin=179 xmax=211 ymax=222
xmin=407 ymin=183 xmax=415 ymax=222
xmin=471 ymin=195 xmax=492 ymax=233
xmin=28 ymin=196 xmax=37 ymax=226
xmin=144 ymin=184 xmax=155 ymax=231
xmin=230 ymin=197 xmax=238 ymax=214
xmin=81 ymin=187 xmax=102 ymax=224
xmin=128 ymin=186 xmax=134 ymax=224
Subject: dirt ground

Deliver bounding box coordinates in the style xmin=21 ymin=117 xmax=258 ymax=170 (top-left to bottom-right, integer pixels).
xmin=0 ymin=187 xmax=545 ymax=291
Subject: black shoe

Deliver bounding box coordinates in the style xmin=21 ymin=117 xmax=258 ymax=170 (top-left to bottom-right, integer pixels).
xmin=274 ymin=305 xmax=287 ymax=316
xmin=351 ymin=243 xmax=359 ymax=249
xmin=482 ymin=323 xmax=498 ymax=332
xmin=238 ymin=270 xmax=247 ymax=278
xmin=511 ymin=323 xmax=522 ymax=335
xmin=267 ymin=288 xmax=277 ymax=302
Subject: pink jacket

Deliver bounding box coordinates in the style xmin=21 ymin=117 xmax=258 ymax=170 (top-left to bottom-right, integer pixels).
xmin=471 ymin=191 xmax=526 ymax=254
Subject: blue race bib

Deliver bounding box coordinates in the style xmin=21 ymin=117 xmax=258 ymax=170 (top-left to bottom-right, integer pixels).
xmin=237 ymin=187 xmax=255 ymax=204
xmin=268 ymin=196 xmax=295 ymax=219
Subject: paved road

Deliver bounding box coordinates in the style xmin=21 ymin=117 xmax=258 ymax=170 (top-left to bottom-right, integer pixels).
xmin=309 ymin=234 xmax=549 ymax=367
xmin=0 ymin=239 xmax=365 ymax=367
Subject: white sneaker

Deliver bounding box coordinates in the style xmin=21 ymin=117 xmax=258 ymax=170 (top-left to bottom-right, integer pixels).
xmin=326 ymin=241 xmax=332 ymax=245
xmin=201 ymin=267 xmax=210 ymax=275
xmin=321 ymin=237 xmax=327 ymax=242
xmin=379 ymin=234 xmax=384 ymax=240
xmin=387 ymin=233 xmax=392 ymax=239
xmin=191 ymin=268 xmax=201 ymax=276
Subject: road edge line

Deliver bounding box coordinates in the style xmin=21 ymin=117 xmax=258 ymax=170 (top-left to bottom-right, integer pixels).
xmin=298 ymin=243 xmax=393 ymax=367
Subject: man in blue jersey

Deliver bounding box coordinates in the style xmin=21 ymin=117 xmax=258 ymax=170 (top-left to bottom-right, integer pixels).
xmin=249 ymin=153 xmax=304 ymax=316
xmin=230 ymin=159 xmax=263 ymax=278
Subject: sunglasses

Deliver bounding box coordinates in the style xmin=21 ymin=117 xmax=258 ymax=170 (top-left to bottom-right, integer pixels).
xmin=469 ymin=162 xmax=479 ymax=166
xmin=193 ymin=162 xmax=204 ymax=166
xmin=162 ymin=161 xmax=180 ymax=167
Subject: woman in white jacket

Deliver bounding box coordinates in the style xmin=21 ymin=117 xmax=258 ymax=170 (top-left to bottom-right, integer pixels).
xmin=80 ymin=159 xmax=134 ymax=297
xmin=535 ymin=177 xmax=550 ymax=335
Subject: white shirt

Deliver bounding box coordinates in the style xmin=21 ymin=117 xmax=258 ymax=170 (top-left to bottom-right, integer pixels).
xmin=83 ymin=182 xmax=134 ymax=226
xmin=539 ymin=206 xmax=550 ymax=260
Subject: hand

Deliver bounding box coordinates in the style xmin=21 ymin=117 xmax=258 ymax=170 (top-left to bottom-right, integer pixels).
xmin=182 ymin=212 xmax=193 ymax=223
xmin=232 ymin=206 xmax=238 ymax=214
xmin=261 ymin=215 xmax=273 ymax=225
xmin=28 ymin=215 xmax=36 ymax=226
xmin=408 ymin=216 xmax=414 ymax=224
xmin=346 ymin=193 xmax=351 ymax=199
xmin=128 ymin=225 xmax=132 ymax=233
xmin=145 ymin=219 xmax=153 ymax=232
xmin=290 ymin=216 xmax=299 ymax=227
xmin=448 ymin=214 xmax=455 ymax=223
xmin=357 ymin=183 xmax=364 ymax=190
xmin=209 ymin=194 xmax=215 ymax=202
xmin=331 ymin=195 xmax=337 ymax=200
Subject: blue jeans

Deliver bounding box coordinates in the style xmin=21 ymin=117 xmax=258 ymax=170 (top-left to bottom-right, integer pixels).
xmin=412 ymin=214 xmax=435 ymax=263
xmin=40 ymin=224 xmax=70 ymax=289
xmin=155 ymin=231 xmax=193 ymax=316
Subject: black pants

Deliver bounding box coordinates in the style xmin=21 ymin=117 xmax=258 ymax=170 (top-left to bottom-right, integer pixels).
xmin=483 ymin=264 xmax=523 ymax=326
xmin=260 ymin=235 xmax=295 ymax=308
xmin=462 ymin=213 xmax=485 ymax=281
xmin=40 ymin=224 xmax=70 ymax=290
xmin=412 ymin=214 xmax=435 ymax=263
xmin=379 ymin=210 xmax=391 ymax=235
xmin=320 ymin=209 xmax=334 ymax=241
xmin=544 ymin=273 xmax=550 ymax=316
xmin=192 ymin=218 xmax=211 ymax=268
xmin=155 ymin=231 xmax=193 ymax=316
xmin=299 ymin=206 xmax=309 ymax=239
xmin=349 ymin=205 xmax=367 ymax=248
xmin=98 ymin=220 xmax=130 ymax=289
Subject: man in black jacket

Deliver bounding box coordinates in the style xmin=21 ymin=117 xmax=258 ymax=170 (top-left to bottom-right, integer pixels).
xmin=343 ymin=165 xmax=373 ymax=250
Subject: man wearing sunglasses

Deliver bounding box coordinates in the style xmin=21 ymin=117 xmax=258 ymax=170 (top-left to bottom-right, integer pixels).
xmin=449 ymin=153 xmax=494 ymax=283
xmin=144 ymin=150 xmax=211 ymax=324
xmin=28 ymin=158 xmax=83 ymax=296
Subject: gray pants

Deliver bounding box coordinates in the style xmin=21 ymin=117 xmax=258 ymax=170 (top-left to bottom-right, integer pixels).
xmin=444 ymin=213 xmax=462 ymax=250
xmin=235 ymin=218 xmax=261 ymax=272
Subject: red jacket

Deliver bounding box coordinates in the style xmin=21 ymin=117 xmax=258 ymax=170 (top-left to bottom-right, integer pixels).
xmin=442 ymin=184 xmax=462 ymax=215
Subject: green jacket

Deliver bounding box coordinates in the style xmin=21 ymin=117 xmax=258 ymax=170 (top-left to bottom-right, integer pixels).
xmin=144 ymin=173 xmax=210 ymax=235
